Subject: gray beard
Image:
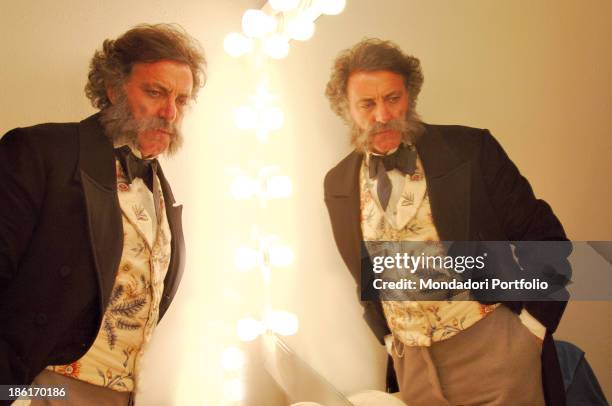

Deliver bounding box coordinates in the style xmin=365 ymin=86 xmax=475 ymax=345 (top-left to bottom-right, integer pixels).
xmin=99 ymin=95 xmax=183 ymax=157
xmin=350 ymin=108 xmax=424 ymax=153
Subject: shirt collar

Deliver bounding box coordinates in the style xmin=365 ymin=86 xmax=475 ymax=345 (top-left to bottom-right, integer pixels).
xmin=114 ymin=142 xmax=157 ymax=160
xmin=365 ymin=142 xmax=411 ymax=167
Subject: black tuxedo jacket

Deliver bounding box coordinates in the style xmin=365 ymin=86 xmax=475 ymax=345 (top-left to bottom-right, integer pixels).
xmin=324 ymin=124 xmax=570 ymax=406
xmin=0 ymin=114 xmax=185 ymax=390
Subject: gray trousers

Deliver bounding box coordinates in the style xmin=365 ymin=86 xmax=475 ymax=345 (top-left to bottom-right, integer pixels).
xmin=391 ymin=305 xmax=545 ymax=406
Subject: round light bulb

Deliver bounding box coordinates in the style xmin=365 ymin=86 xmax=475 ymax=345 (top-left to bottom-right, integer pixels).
xmin=269 ymin=244 xmax=294 ymax=267
xmin=222 ymin=288 xmax=241 ymax=302
xmin=269 ymin=0 xmax=300 ymax=12
xmin=261 ymin=107 xmax=284 ymax=131
xmin=287 ymin=16 xmax=315 ymax=41
xmin=234 ymin=246 xmax=259 ymax=270
xmin=242 ymin=9 xmax=277 ymax=38
xmin=222 ymin=347 xmax=246 ymax=371
xmin=223 ymin=32 xmax=253 ymax=57
xmin=320 ymin=0 xmax=346 ymax=15
xmin=233 ymin=106 xmax=257 ymax=130
xmin=230 ymin=175 xmax=255 ymax=199
xmin=262 ymin=35 xmax=290 ymax=59
xmin=266 ymin=175 xmax=292 ymax=199
xmin=255 ymin=127 xmax=270 ymax=143
xmin=264 ymin=311 xmax=299 ymax=336
xmin=237 ymin=317 xmax=263 ymax=341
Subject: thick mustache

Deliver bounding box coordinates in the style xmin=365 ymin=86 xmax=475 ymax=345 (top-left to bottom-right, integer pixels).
xmin=367 ymin=120 xmax=405 ymax=136
xmin=139 ymin=118 xmax=177 ymax=137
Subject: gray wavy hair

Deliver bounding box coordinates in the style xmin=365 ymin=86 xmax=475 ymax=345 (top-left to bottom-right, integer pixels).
xmin=325 ymin=38 xmax=424 ymax=123
xmin=85 ymin=23 xmax=207 ymax=110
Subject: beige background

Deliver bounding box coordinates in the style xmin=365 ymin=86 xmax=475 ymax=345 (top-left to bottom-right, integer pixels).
xmin=1 ymin=0 xmax=610 ymax=404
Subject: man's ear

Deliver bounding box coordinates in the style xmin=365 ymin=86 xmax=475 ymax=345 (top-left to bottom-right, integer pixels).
xmin=106 ymin=86 xmax=117 ymax=105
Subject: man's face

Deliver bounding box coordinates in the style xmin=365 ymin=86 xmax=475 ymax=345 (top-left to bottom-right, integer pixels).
xmin=347 ymin=70 xmax=409 ymax=154
xmin=112 ymin=60 xmax=193 ymax=157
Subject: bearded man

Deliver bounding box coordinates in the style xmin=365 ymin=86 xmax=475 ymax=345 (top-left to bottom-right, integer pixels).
xmin=0 ymin=24 xmax=205 ymax=405
xmin=323 ymin=39 xmax=570 ymax=405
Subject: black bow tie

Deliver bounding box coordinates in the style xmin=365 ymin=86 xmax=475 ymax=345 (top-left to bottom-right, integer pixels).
xmin=114 ymin=145 xmax=158 ymax=192
xmin=368 ymin=144 xmax=417 ymax=178
xmin=368 ymin=144 xmax=417 ymax=211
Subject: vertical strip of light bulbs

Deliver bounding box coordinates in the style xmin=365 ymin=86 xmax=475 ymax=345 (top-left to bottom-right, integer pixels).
xmin=221 ymin=1 xmax=346 ymax=403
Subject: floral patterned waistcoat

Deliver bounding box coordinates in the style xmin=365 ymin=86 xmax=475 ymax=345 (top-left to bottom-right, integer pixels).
xmin=360 ymin=150 xmax=498 ymax=347
xmin=47 ymin=159 xmax=172 ymax=391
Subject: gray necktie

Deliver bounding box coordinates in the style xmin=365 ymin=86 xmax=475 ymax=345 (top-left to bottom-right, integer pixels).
xmin=368 ymin=145 xmax=417 ymax=211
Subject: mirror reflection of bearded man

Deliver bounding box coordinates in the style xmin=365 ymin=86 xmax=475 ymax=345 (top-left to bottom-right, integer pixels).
xmin=323 ymin=38 xmax=570 ymax=406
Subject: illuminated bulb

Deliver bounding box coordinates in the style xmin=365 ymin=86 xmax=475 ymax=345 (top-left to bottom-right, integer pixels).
xmin=262 ymin=35 xmax=290 ymax=59
xmin=222 ymin=347 xmax=246 ymax=371
xmin=222 ymin=288 xmax=241 ymax=302
xmin=223 ymin=32 xmax=253 ymax=57
xmin=252 ymin=82 xmax=276 ymax=107
xmin=264 ymin=311 xmax=299 ymax=336
xmin=258 ymin=165 xmax=280 ymax=177
xmin=269 ymin=244 xmax=294 ymax=267
xmin=237 ymin=317 xmax=264 ymax=341
xmin=223 ymin=379 xmax=244 ymax=402
xmin=269 ymin=0 xmax=300 ymax=12
xmin=234 ymin=246 xmax=260 ymax=270
xmin=261 ymin=107 xmax=284 ymax=131
xmin=255 ymin=127 xmax=270 ymax=143
xmin=287 ymin=16 xmax=315 ymax=41
xmin=242 ymin=9 xmax=277 ymax=38
xmin=320 ymin=0 xmax=346 ymax=15
xmin=266 ymin=175 xmax=292 ymax=199
xmin=233 ymin=106 xmax=257 ymax=130
xmin=230 ymin=175 xmax=256 ymax=199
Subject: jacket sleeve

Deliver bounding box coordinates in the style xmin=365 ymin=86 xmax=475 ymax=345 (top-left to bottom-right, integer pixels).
xmin=0 ymin=128 xmax=47 ymax=385
xmin=478 ymin=129 xmax=571 ymax=334
xmin=0 ymin=129 xmax=46 ymax=292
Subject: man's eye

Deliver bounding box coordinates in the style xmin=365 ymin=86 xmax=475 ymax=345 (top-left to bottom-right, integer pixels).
xmin=360 ymin=103 xmax=373 ymax=110
xmin=388 ymin=96 xmax=400 ymax=103
xmin=176 ymin=97 xmax=188 ymax=107
xmin=147 ymin=90 xmax=161 ymax=97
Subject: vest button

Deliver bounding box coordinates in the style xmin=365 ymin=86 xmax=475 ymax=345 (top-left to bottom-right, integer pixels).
xmin=36 ymin=313 xmax=48 ymax=325
xmin=59 ymin=265 xmax=72 ymax=278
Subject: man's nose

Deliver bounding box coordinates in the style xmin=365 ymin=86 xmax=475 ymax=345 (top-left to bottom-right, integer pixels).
xmin=374 ymin=103 xmax=392 ymax=124
xmin=158 ymin=97 xmax=177 ymax=123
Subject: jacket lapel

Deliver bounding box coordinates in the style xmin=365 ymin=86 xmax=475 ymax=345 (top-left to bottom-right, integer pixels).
xmin=416 ymin=125 xmax=471 ymax=241
xmin=324 ymin=151 xmax=364 ymax=281
xmin=324 ymin=151 xmax=389 ymax=340
xmin=156 ymin=165 xmax=185 ymax=320
xmin=74 ymin=114 xmax=123 ymax=312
